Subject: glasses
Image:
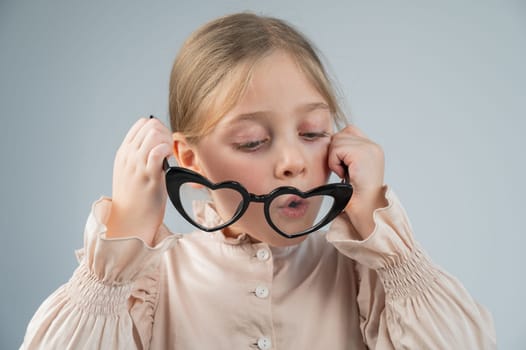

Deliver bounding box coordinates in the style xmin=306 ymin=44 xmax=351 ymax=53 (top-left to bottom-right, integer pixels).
xmin=164 ymin=162 xmax=353 ymax=239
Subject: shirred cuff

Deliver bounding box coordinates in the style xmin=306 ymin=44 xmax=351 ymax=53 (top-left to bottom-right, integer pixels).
xmin=377 ymin=246 xmax=437 ymax=300
xmin=67 ymin=263 xmax=133 ymax=315
xmin=327 ymin=187 xmax=441 ymax=299
xmin=75 ymin=197 xmax=180 ymax=284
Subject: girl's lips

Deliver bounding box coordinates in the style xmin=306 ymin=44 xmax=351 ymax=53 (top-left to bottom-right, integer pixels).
xmin=277 ymin=195 xmax=309 ymax=218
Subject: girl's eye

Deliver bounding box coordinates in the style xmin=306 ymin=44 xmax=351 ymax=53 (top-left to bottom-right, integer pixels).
xmin=234 ymin=138 xmax=269 ymax=151
xmin=300 ymin=131 xmax=330 ymax=140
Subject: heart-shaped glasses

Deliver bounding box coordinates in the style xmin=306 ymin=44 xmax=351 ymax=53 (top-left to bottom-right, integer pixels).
xmin=164 ymin=163 xmax=353 ymax=239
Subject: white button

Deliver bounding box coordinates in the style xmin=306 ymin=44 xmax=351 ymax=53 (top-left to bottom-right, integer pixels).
xmin=257 ymin=336 xmax=272 ymax=350
xmin=256 ymin=249 xmax=270 ymax=261
xmin=255 ymin=285 xmax=269 ymax=299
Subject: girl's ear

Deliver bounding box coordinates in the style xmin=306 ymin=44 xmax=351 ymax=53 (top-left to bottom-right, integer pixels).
xmin=172 ymin=132 xmax=202 ymax=174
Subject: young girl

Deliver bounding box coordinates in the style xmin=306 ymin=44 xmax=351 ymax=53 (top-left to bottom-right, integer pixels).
xmin=21 ymin=13 xmax=496 ymax=349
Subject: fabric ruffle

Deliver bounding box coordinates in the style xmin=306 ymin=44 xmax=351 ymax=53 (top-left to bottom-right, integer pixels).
xmin=75 ymin=197 xmax=180 ymax=284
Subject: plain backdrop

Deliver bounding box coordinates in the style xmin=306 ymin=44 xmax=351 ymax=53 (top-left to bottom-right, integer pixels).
xmin=1 ymin=0 xmax=524 ymax=348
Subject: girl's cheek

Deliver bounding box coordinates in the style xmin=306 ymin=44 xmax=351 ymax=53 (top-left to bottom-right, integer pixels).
xmin=306 ymin=139 xmax=331 ymax=159
xmin=212 ymin=155 xmax=268 ymax=186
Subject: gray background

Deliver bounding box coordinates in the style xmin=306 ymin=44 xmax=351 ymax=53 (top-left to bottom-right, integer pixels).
xmin=1 ymin=0 xmax=524 ymax=348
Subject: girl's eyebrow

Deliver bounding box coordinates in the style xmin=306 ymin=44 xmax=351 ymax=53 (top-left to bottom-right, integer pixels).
xmin=296 ymin=102 xmax=330 ymax=114
xmin=231 ymin=110 xmax=270 ymax=122
xmin=230 ymin=102 xmax=330 ymax=123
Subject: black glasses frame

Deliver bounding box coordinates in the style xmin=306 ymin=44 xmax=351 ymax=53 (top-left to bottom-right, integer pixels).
xmin=164 ymin=165 xmax=353 ymax=238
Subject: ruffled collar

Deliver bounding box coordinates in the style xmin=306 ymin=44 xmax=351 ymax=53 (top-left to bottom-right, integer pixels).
xmin=192 ymin=200 xmax=305 ymax=255
xmin=192 ymin=200 xmax=254 ymax=245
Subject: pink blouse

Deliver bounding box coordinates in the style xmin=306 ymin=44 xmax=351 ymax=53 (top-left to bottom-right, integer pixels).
xmin=21 ymin=188 xmax=496 ymax=349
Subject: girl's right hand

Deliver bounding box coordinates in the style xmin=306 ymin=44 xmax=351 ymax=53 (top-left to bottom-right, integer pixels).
xmin=106 ymin=117 xmax=174 ymax=246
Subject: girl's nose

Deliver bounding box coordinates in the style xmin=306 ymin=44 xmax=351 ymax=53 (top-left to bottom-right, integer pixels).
xmin=273 ymin=141 xmax=307 ymax=179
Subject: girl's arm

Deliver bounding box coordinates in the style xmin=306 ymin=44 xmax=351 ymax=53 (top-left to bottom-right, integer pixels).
xmin=21 ymin=197 xmax=179 ymax=349
xmin=21 ymin=118 xmax=176 ymax=349
xmin=106 ymin=117 xmax=174 ymax=246
xmin=327 ymin=188 xmax=496 ymax=349
xmin=327 ymin=126 xmax=496 ymax=348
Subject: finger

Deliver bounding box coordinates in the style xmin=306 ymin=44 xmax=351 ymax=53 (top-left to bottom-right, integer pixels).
xmin=146 ymin=142 xmax=173 ymax=175
xmin=327 ymin=143 xmax=350 ymax=180
xmin=124 ymin=117 xmax=149 ymax=145
xmin=139 ymin=126 xmax=173 ymax=167
xmin=327 ymin=133 xmax=368 ymax=180
xmin=132 ymin=117 xmax=168 ymax=151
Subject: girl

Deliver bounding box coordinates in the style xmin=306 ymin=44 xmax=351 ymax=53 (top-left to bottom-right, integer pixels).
xmin=21 ymin=13 xmax=496 ymax=349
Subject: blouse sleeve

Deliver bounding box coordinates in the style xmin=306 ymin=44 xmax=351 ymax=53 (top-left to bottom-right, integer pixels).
xmin=20 ymin=197 xmax=179 ymax=350
xmin=326 ymin=187 xmax=497 ymax=350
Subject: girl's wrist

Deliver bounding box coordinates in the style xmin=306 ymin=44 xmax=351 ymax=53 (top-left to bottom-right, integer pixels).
xmin=345 ymin=187 xmax=388 ymax=240
xmin=106 ymin=207 xmax=156 ymax=246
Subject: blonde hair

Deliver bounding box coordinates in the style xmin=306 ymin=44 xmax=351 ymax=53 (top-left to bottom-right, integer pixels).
xmin=169 ymin=12 xmax=347 ymax=143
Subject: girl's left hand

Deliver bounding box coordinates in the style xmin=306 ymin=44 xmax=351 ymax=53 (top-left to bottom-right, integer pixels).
xmin=328 ymin=125 xmax=388 ymax=239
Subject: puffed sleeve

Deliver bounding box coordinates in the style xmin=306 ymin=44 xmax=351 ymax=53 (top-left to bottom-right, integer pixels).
xmin=327 ymin=187 xmax=497 ymax=349
xmin=20 ymin=197 xmax=180 ymax=350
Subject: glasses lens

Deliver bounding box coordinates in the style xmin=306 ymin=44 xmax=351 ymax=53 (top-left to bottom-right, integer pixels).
xmin=179 ymin=182 xmax=243 ymax=230
xmin=268 ymin=194 xmax=335 ymax=236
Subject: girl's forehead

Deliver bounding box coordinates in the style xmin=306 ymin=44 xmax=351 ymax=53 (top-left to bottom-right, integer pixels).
xmin=197 ymin=50 xmax=337 ymax=139
xmin=227 ymin=53 xmax=327 ymax=111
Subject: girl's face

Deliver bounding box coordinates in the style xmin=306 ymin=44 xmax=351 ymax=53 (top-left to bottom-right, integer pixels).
xmin=190 ymin=51 xmax=333 ymax=246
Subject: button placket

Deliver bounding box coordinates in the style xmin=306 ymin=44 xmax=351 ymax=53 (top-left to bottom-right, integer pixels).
xmin=249 ymin=245 xmax=274 ymax=350
xmin=253 ymin=247 xmax=272 ymax=300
